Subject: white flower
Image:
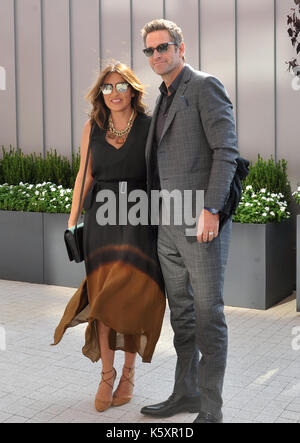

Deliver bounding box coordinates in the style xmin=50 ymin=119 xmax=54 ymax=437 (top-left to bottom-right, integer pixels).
xmin=35 ymin=191 xmax=39 ymax=195
xmin=280 ymin=207 xmax=286 ymax=212
xmin=265 ymin=207 xmax=270 ymax=211
xmin=270 ymin=211 xmax=275 ymax=216
xmin=246 ymin=185 xmax=253 ymax=190
xmin=245 ymin=203 xmax=250 ymax=207
xmin=50 ymin=187 xmax=56 ymax=192
xmin=260 ymin=188 xmax=266 ymax=193
xmin=262 ymin=213 xmax=267 ymax=216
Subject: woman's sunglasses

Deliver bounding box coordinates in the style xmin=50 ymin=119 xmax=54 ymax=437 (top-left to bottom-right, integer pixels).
xmin=101 ymin=82 xmax=130 ymax=95
xmin=143 ymin=42 xmax=177 ymax=58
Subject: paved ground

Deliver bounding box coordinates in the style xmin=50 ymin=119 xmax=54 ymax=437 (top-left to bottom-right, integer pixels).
xmin=0 ymin=278 xmax=300 ymax=423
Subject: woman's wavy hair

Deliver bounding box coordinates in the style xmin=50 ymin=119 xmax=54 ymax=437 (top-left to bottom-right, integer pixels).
xmin=85 ymin=61 xmax=147 ymax=129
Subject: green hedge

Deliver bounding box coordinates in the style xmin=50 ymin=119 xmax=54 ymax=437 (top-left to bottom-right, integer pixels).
xmin=233 ymin=155 xmax=292 ymax=224
xmin=242 ymin=155 xmax=291 ymax=203
xmin=0 ymin=146 xmax=80 ymax=188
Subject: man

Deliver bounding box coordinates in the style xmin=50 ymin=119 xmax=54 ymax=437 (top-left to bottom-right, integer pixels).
xmin=140 ymin=19 xmax=238 ymax=423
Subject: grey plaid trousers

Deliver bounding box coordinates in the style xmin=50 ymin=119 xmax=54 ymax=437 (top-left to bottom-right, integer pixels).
xmin=157 ymin=219 xmax=232 ymax=415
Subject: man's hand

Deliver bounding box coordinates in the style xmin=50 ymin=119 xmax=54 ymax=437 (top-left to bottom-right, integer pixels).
xmin=197 ymin=209 xmax=219 ymax=243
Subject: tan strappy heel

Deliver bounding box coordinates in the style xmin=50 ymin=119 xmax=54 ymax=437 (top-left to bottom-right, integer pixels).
xmin=94 ymin=367 xmax=117 ymax=412
xmin=112 ymin=366 xmax=135 ymax=407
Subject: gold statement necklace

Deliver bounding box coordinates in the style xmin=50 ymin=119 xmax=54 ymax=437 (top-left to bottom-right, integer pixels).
xmin=107 ymin=109 xmax=135 ymax=145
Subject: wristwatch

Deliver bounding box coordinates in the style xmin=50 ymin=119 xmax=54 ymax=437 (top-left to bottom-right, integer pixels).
xmin=204 ymin=207 xmax=219 ymax=215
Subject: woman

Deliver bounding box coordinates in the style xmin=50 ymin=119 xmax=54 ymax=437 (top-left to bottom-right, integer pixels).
xmin=53 ymin=62 xmax=166 ymax=413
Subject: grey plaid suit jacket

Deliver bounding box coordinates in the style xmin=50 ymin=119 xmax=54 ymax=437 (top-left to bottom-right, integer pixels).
xmin=145 ymin=64 xmax=239 ymax=231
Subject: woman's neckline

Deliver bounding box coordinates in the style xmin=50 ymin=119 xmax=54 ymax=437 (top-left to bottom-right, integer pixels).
xmin=103 ymin=112 xmax=141 ymax=151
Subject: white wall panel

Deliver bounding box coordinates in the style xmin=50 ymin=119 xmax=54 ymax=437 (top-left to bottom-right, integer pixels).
xmin=165 ymin=0 xmax=199 ymax=70
xmin=15 ymin=0 xmax=43 ymax=155
xmin=101 ymin=0 xmax=131 ymax=68
xmin=276 ymin=0 xmax=300 ymax=190
xmin=200 ymin=0 xmax=236 ymax=117
xmin=0 ymin=0 xmax=17 ymax=149
xmin=0 ymin=0 xmax=299 ymax=187
xmin=43 ymin=0 xmax=71 ymax=156
xmin=71 ymin=0 xmax=100 ymax=154
xmin=237 ymin=0 xmax=275 ymax=159
xmin=132 ymin=0 xmax=164 ymax=112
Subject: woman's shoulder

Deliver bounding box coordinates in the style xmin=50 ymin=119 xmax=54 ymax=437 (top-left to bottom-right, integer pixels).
xmin=89 ymin=118 xmax=106 ymax=137
xmin=137 ymin=112 xmax=151 ymax=128
xmin=137 ymin=114 xmax=151 ymax=134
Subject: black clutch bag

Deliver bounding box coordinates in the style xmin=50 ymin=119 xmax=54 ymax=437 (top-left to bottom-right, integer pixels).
xmin=64 ymin=123 xmax=93 ymax=263
xmin=64 ymin=222 xmax=84 ymax=263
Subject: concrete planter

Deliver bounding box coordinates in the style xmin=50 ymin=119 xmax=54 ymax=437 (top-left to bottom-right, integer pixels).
xmin=43 ymin=213 xmax=85 ymax=287
xmin=224 ymin=219 xmax=295 ymax=310
xmin=297 ymin=215 xmax=300 ymax=312
xmin=0 ymin=211 xmax=85 ymax=288
xmin=0 ymin=211 xmax=44 ymax=284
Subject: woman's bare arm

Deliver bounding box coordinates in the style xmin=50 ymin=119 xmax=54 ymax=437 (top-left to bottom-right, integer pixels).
xmin=68 ymin=120 xmax=94 ymax=228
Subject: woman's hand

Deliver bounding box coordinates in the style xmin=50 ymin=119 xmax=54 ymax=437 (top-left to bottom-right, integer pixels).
xmin=68 ymin=219 xmax=76 ymax=229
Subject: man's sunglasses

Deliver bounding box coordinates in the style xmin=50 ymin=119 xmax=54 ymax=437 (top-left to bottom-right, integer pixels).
xmin=143 ymin=42 xmax=177 ymax=58
xmin=101 ymin=82 xmax=130 ymax=95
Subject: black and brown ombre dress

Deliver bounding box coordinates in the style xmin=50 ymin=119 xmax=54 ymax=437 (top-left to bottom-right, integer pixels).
xmin=53 ymin=114 xmax=166 ymax=363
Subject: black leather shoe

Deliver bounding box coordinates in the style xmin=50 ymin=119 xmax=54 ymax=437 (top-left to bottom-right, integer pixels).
xmin=193 ymin=411 xmax=223 ymax=423
xmin=140 ymin=393 xmax=201 ymax=418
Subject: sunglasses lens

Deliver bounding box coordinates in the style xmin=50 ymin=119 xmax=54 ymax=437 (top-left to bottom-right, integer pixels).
xmin=102 ymin=84 xmax=113 ymax=95
xmin=116 ymin=82 xmax=129 ymax=93
xmin=157 ymin=43 xmax=169 ymax=54
xmin=143 ymin=48 xmax=154 ymax=57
